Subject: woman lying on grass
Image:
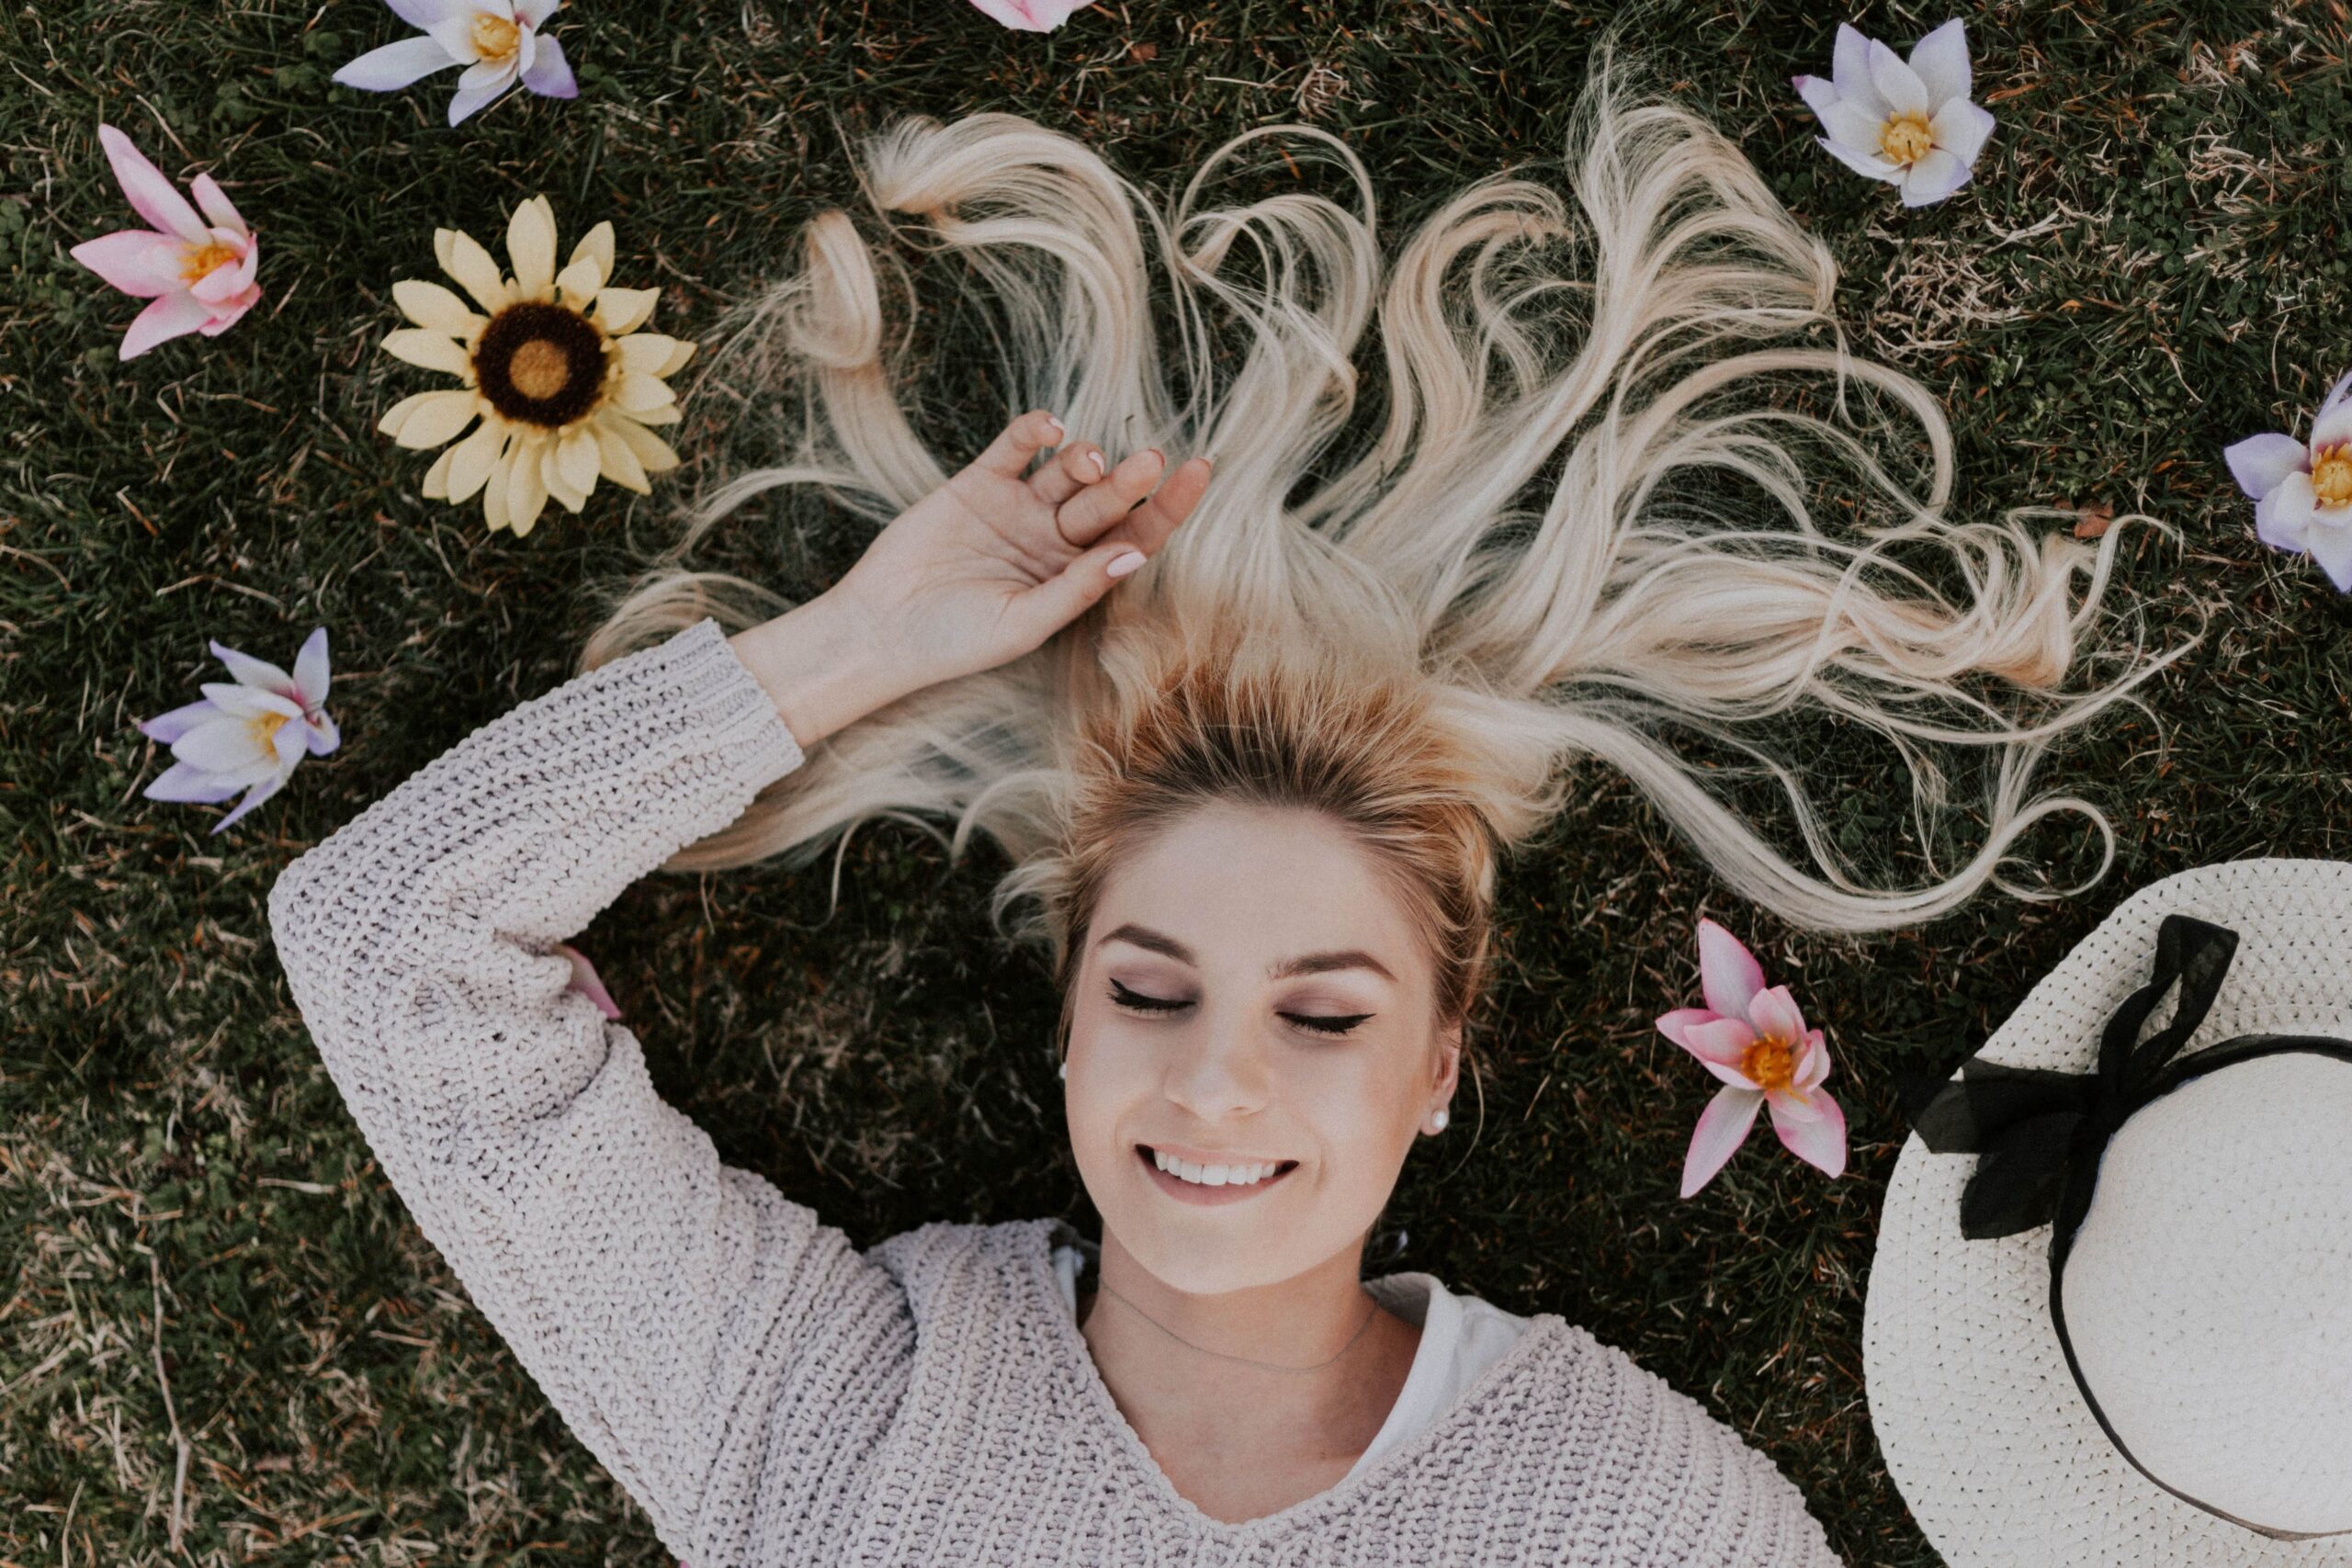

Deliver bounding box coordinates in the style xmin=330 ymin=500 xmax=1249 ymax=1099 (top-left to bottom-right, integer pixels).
xmin=269 ymin=58 xmax=2177 ymax=1565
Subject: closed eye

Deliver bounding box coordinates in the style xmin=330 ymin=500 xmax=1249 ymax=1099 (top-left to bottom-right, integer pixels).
xmin=1106 ymin=979 xmax=1373 ymax=1037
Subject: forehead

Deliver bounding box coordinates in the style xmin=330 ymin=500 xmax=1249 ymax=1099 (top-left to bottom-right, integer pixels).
xmin=1092 ymin=802 xmax=1422 ymax=975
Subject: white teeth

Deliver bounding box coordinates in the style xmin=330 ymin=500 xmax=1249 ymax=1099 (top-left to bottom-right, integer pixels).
xmin=1150 ymin=1149 xmax=1281 ymax=1187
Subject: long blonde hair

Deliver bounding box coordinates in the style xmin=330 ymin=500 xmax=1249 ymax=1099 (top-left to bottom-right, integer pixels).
xmin=583 ymin=59 xmax=2188 ymax=1044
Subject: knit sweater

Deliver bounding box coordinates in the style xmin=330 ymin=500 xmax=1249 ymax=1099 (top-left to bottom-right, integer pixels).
xmin=266 ymin=615 xmax=1843 ymax=1568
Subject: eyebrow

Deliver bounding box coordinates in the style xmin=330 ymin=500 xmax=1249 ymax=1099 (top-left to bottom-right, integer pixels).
xmin=1095 ymin=922 xmax=1398 ymax=984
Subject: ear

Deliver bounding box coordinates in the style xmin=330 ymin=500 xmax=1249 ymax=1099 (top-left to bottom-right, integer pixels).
xmin=1430 ymin=1016 xmax=1463 ymax=1101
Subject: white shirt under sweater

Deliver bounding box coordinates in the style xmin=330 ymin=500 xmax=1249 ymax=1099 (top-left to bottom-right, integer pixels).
xmin=265 ymin=616 xmax=1845 ymax=1567
xmin=1049 ymin=1238 xmax=1536 ymax=1485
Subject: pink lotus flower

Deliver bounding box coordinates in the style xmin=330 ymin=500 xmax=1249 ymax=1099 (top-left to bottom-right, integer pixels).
xmin=1656 ymin=919 xmax=1847 ymax=1197
xmin=966 ymin=0 xmax=1091 ymax=30
xmin=552 ymin=942 xmax=622 ymax=1019
xmin=139 ymin=627 xmax=337 ymax=834
xmin=2224 ymin=371 xmax=2352 ymax=591
xmin=69 ymin=125 xmax=260 ymax=360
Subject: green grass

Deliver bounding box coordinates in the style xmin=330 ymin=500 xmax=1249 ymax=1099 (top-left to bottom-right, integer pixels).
xmin=5 ymin=0 xmax=2346 ymax=1562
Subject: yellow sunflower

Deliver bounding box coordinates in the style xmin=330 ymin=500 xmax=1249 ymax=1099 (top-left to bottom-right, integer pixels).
xmin=375 ymin=195 xmax=694 ymax=536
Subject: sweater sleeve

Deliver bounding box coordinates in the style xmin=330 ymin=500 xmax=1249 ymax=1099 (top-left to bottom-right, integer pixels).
xmin=266 ymin=616 xmax=912 ymax=1561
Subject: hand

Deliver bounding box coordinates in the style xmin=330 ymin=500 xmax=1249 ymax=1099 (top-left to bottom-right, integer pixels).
xmin=729 ymin=412 xmax=1211 ymax=748
xmin=833 ymin=410 xmax=1212 ymax=693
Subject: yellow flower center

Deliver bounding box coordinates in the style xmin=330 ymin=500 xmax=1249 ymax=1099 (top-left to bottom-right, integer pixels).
xmin=1742 ymin=1035 xmax=1797 ymax=1093
xmin=471 ymin=13 xmax=521 ymax=62
xmin=2315 ymin=445 xmax=2352 ymax=508
xmin=181 ymin=238 xmax=239 ymax=286
xmin=247 ymin=709 xmax=290 ymax=753
xmin=507 ymin=338 xmax=573 ymax=401
xmin=1878 ymin=112 xmax=1934 ymax=167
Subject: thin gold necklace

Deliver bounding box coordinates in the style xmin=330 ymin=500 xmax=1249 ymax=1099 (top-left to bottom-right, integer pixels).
xmin=1090 ymin=1277 xmax=1382 ymax=1373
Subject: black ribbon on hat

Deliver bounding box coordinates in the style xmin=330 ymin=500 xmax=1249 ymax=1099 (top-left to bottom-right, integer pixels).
xmin=1902 ymin=912 xmax=2352 ymax=1542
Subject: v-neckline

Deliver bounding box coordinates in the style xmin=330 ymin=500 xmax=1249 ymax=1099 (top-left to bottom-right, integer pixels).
xmin=1026 ymin=1218 xmax=1569 ymax=1539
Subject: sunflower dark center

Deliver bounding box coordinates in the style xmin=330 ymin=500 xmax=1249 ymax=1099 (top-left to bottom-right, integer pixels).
xmin=474 ymin=301 xmax=606 ymax=429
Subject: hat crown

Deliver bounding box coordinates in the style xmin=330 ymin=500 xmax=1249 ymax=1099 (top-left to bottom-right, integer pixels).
xmin=2062 ymin=1049 xmax=2352 ymax=1537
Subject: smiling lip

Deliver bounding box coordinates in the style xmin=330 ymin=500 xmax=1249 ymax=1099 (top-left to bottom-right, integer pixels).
xmin=1135 ymin=1144 xmax=1299 ymax=1207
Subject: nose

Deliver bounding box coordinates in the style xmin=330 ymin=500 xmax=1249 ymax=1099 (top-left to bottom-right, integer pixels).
xmin=1159 ymin=1010 xmax=1273 ymax=1124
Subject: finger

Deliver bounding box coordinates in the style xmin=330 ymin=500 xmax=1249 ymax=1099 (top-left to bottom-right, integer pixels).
xmin=1001 ymin=541 xmax=1151 ymax=654
xmin=1055 ymin=447 xmax=1167 ymax=547
xmin=968 ymin=409 xmax=1068 ymax=479
xmin=1115 ymin=456 xmax=1214 ymax=554
xmin=1029 ymin=440 xmax=1106 ymax=509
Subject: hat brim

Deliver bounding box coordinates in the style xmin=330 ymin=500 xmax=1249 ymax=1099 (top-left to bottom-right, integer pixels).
xmin=1864 ymin=857 xmax=2352 ymax=1567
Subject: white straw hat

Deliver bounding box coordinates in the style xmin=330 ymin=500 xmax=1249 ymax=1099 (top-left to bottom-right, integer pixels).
xmin=1864 ymin=858 xmax=2352 ymax=1567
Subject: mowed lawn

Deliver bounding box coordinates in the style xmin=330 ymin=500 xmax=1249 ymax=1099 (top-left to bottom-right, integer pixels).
xmin=5 ymin=1 xmax=2345 ymax=1562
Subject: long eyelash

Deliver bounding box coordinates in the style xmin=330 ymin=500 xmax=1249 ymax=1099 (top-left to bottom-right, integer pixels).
xmin=1107 ymin=980 xmax=1372 ymax=1036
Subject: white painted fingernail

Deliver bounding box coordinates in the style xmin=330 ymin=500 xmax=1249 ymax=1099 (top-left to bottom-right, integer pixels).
xmin=1042 ymin=414 xmax=1066 ymax=440
xmin=1105 ymin=550 xmax=1147 ymax=579
xmin=1084 ymin=450 xmax=1105 ymax=478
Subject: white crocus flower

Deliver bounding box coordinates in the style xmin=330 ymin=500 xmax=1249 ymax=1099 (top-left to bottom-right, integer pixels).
xmin=334 ymin=0 xmax=577 ymax=128
xmin=1793 ymin=20 xmax=1996 ymax=208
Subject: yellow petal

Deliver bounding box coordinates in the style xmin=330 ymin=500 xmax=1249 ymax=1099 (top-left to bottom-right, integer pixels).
xmin=421 ymin=444 xmax=458 ymax=499
xmin=481 ymin=450 xmax=513 ymax=532
xmin=568 ymin=220 xmax=615 ymax=293
xmin=614 ymin=369 xmax=679 ymax=416
xmin=443 ymin=419 xmax=508 ymax=503
xmin=435 ymin=227 xmax=511 ymax=314
xmin=393 ymin=278 xmax=483 ymax=337
xmin=594 ymin=287 xmax=658 ymax=336
xmin=617 ymin=333 xmax=683 ymax=374
xmin=378 ymin=389 xmax=438 ymax=439
xmin=556 ymin=425 xmax=601 ymax=499
xmin=593 ymin=421 xmax=651 ymax=492
xmin=390 ymin=389 xmax=483 ymax=450
xmin=507 ymin=196 xmax=558 ymax=300
xmin=659 ymin=339 xmax=697 ymax=378
xmin=603 ymin=413 xmax=680 ymax=474
xmin=554 ymin=258 xmax=602 ymax=311
xmin=507 ymin=437 xmax=549 ymax=531
xmin=381 ymin=328 xmax=473 ymax=377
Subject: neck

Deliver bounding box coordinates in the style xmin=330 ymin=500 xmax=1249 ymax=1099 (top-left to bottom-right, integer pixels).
xmin=1077 ymin=1227 xmax=1421 ymax=1502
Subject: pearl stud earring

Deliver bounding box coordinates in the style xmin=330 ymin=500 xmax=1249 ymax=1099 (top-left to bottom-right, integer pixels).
xmin=1057 ymin=1060 xmax=1069 ymax=1080
xmin=1430 ymin=1108 xmax=1450 ymax=1132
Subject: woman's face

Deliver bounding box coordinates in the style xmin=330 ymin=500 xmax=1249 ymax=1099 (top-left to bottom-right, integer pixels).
xmin=1062 ymin=800 xmax=1460 ymax=1296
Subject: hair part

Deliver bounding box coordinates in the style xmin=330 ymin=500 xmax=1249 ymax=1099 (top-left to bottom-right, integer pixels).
xmin=582 ymin=53 xmax=2192 ymax=1056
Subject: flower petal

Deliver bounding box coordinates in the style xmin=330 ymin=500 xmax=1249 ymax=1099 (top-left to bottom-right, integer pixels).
xmin=205 ymin=639 xmax=295 ymax=695
xmin=391 ymin=389 xmax=486 ymax=450
xmin=96 ymin=125 xmax=206 ymax=244
xmin=72 ymin=230 xmax=191 ymax=298
xmin=381 ymin=326 xmax=473 ymax=376
xmin=1829 ymin=24 xmax=1889 ymax=118
xmin=1747 ymin=985 xmax=1808 ymax=1045
xmin=1929 ymin=98 xmax=1996 ymax=168
xmin=303 ymin=712 xmax=341 ymax=757
xmin=1815 ymin=99 xmax=1887 ymax=158
xmin=553 ymin=942 xmax=623 ymax=1019
xmin=447 ymin=74 xmax=514 ymax=126
xmin=522 ymin=32 xmax=577 ymax=97
xmin=1695 ymin=919 xmax=1766 ymax=1019
xmin=1793 ymin=1029 xmax=1831 ymax=1091
xmin=1769 ymin=1087 xmax=1848 ymax=1179
xmin=289 ymin=626 xmax=331 ymax=709
xmin=1792 ymin=73 xmax=1839 ymax=117
xmin=617 ymin=333 xmax=685 ymax=375
xmin=139 ymin=698 xmax=220 ymax=745
xmin=145 ymin=758 xmax=249 ymax=804
xmin=556 ymin=424 xmax=600 ymax=499
xmin=198 ymin=682 xmax=302 ymax=720
xmin=1898 ymin=149 xmax=1971 ymax=207
xmin=601 ymin=413 xmax=679 ymax=473
xmin=436 ymin=227 xmax=511 ymax=315
xmin=421 ymin=442 xmax=459 ymax=499
xmin=506 ymin=437 xmax=549 ymax=532
xmin=173 ymin=712 xmax=277 ymax=773
xmin=1865 ymin=39 xmax=1930 ymax=117
xmin=187 ymin=239 xmax=257 ymax=306
xmin=593 ymin=420 xmax=651 ymax=492
xmin=187 ymin=175 xmax=246 ymax=237
xmin=1766 ymin=1086 xmax=1826 ymax=1125
xmin=442 ymin=417 xmax=508 ymax=502
xmin=393 ymin=277 xmax=484 ymax=336
xmin=567 ymin=220 xmax=615 ymax=293
xmin=1655 ymin=1007 xmax=1718 ymax=1051
xmin=334 ymin=33 xmax=464 ymax=91
xmin=481 ymin=447 xmax=514 ymax=532
xmin=1906 ymin=18 xmax=1970 ymax=107
xmin=507 ymin=196 xmax=559 ymax=299
xmin=2258 ymin=471 xmax=2319 ymax=551
xmin=2306 ymin=519 xmax=2352 ymax=592
xmin=1680 ymin=1016 xmax=1758 ymax=1070
xmin=593 ymin=286 xmax=659 ymax=336
xmin=1680 ymin=1087 xmax=1763 ymax=1198
xmin=554 ymin=257 xmax=603 ymax=310
xmin=210 ymin=770 xmax=291 ymax=835
xmin=1818 ymin=136 xmax=1902 ymax=183
xmin=2320 ymin=371 xmax=2352 ymax=424
xmin=613 ymin=368 xmax=680 ymax=416
xmin=2224 ymin=432 xmax=2307 ymax=502
xmin=659 ymin=339 xmax=696 ymax=378
xmin=119 ymin=288 xmax=215 ymax=359
xmin=2312 ymin=398 xmax=2352 ymax=452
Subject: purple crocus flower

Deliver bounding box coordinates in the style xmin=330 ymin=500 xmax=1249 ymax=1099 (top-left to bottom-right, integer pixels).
xmin=334 ymin=0 xmax=578 ymax=128
xmin=2224 ymin=372 xmax=2352 ymax=591
xmin=140 ymin=626 xmax=338 ymax=833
